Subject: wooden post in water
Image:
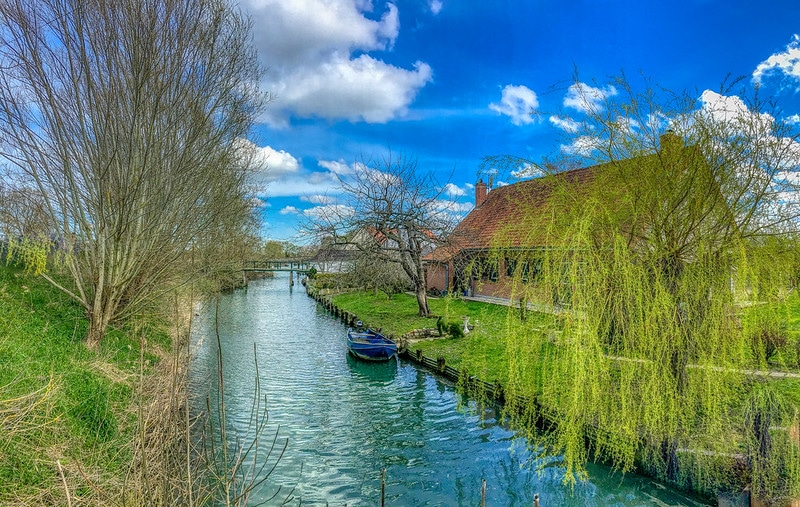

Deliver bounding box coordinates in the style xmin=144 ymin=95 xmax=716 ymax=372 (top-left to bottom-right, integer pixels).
xmin=534 ymin=493 xmax=540 ymax=507
xmin=481 ymin=478 xmax=486 ymax=507
xmin=289 ymin=269 xmax=294 ymax=287
xmin=381 ymin=468 xmax=386 ymax=507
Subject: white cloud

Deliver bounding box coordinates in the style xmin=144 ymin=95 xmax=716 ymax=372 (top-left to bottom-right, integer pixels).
xmin=303 ymin=204 xmax=355 ymax=221
xmin=699 ymin=90 xmax=767 ymax=124
xmin=318 ymin=158 xmax=372 ymax=176
xmin=753 ymin=34 xmax=800 ymax=85
xmin=301 ymin=194 xmax=336 ymax=205
xmin=241 ymin=0 xmax=432 ymax=125
xmin=489 ymin=84 xmax=538 ymax=126
xmin=250 ymin=197 xmax=268 ymax=208
xmin=787 ymin=114 xmax=800 ymax=125
xmin=777 ymin=171 xmax=800 ymax=185
xmin=443 ymin=182 xmax=466 ymax=197
xmin=257 ymin=146 xmax=300 ymax=178
xmin=270 ymin=55 xmax=432 ymax=124
xmin=563 ymin=82 xmax=617 ymax=113
xmin=699 ymin=89 xmax=800 ymax=170
xmin=318 ymin=159 xmax=354 ymax=175
xmin=511 ymin=163 xmax=543 ymax=179
xmin=429 ymin=0 xmax=443 ymax=14
xmin=263 ymin=172 xmax=341 ymax=198
xmin=561 ymin=135 xmax=599 ymax=156
xmin=549 ymin=115 xmax=580 ymax=133
xmin=280 ymin=206 xmax=301 ymax=215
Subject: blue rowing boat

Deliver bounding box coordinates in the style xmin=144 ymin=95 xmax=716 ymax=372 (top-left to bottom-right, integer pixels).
xmin=347 ymin=328 xmax=398 ymax=361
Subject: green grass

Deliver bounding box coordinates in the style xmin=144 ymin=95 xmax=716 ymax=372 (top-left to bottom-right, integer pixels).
xmin=331 ymin=291 xmax=556 ymax=385
xmin=331 ymin=289 xmax=800 ymax=400
xmin=0 ymin=265 xmax=169 ymax=501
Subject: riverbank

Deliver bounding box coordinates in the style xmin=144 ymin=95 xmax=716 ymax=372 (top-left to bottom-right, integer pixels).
xmin=0 ymin=265 xmax=194 ymax=505
xmin=305 ymin=282 xmax=800 ymax=506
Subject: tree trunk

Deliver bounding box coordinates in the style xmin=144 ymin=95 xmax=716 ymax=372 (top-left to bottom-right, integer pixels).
xmin=415 ymin=281 xmax=430 ymax=317
xmin=85 ymin=310 xmax=107 ymax=350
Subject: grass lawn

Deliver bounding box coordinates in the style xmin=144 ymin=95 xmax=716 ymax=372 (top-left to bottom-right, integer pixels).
xmin=331 ymin=290 xmax=557 ymax=386
xmin=0 ymin=265 xmax=169 ymax=503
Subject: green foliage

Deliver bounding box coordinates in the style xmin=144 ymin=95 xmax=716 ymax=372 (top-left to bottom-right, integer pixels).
xmin=0 ymin=265 xmax=165 ymax=501
xmin=306 ymin=266 xmax=317 ymax=279
xmin=464 ymin=76 xmax=800 ymax=498
xmin=4 ymin=236 xmax=47 ymax=276
xmin=446 ymin=321 xmax=464 ymax=339
xmin=743 ymin=383 xmax=800 ymax=502
xmin=313 ymin=272 xmax=340 ymax=290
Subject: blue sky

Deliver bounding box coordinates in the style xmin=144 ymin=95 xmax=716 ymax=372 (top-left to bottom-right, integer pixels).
xmin=238 ymin=0 xmax=800 ymax=242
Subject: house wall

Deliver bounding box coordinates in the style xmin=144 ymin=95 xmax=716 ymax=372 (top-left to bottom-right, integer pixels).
xmin=470 ymin=277 xmax=513 ymax=299
xmin=425 ymin=262 xmax=450 ymax=293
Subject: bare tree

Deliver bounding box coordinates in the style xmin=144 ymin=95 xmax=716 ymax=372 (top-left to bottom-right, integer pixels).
xmin=0 ymin=183 xmax=51 ymax=240
xmin=305 ymin=154 xmax=456 ymax=317
xmin=344 ymin=254 xmax=411 ymax=299
xmin=0 ymin=0 xmax=266 ymax=348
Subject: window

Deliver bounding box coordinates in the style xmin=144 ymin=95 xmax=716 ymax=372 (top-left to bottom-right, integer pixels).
xmin=476 ymin=257 xmax=498 ymax=282
xmin=506 ymin=258 xmax=517 ymax=278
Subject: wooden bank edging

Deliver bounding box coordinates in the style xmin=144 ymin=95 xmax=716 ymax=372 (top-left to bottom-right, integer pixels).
xmin=305 ymin=287 xmax=513 ymax=400
xmin=304 ymin=284 xmax=798 ymax=507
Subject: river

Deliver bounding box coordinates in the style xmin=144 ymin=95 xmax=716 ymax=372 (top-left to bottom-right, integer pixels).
xmin=189 ymin=274 xmax=708 ymax=506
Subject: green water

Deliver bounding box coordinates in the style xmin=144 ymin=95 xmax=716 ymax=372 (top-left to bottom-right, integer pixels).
xmin=190 ymin=274 xmax=709 ymax=506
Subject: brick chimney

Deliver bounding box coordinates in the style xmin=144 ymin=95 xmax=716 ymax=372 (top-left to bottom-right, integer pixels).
xmin=475 ymin=179 xmax=488 ymax=207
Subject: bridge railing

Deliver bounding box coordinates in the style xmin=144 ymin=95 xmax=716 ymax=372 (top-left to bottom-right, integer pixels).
xmin=242 ymin=259 xmax=313 ymax=272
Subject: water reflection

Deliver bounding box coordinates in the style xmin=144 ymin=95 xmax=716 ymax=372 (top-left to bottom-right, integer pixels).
xmin=190 ymin=274 xmax=708 ymax=506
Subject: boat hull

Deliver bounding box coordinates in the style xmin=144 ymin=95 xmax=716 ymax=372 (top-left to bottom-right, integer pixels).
xmin=347 ymin=329 xmax=398 ymax=361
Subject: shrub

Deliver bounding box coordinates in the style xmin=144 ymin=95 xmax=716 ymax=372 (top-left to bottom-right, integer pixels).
xmin=447 ymin=321 xmax=464 ymax=339
xmin=751 ymin=321 xmax=789 ymax=363
xmin=436 ymin=316 xmax=445 ymax=336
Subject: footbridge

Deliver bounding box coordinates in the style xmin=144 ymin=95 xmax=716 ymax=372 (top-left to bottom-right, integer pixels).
xmin=243 ymin=259 xmax=313 ymax=273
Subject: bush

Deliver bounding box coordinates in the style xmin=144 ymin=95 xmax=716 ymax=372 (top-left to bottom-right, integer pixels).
xmin=447 ymin=321 xmax=464 ymax=339
xmin=751 ymin=321 xmax=788 ymax=363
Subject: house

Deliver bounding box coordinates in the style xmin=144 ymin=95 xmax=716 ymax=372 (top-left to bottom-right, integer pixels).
xmin=424 ymin=132 xmax=713 ymax=299
xmin=424 ymin=169 xmax=593 ymax=298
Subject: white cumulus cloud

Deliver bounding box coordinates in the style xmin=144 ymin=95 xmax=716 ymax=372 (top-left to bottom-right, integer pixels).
xmin=273 ymin=55 xmax=432 ymax=124
xmin=561 ymin=135 xmax=599 ymax=156
xmin=241 ymin=0 xmax=432 ymax=126
xmin=489 ymin=84 xmax=538 ymax=126
xmin=303 ymin=204 xmax=355 ymax=221
xmin=563 ymin=82 xmax=617 ymax=113
xmin=753 ymin=34 xmax=800 ymax=86
xmin=429 ymin=0 xmax=443 ymax=14
xmin=301 ymin=194 xmax=336 ymax=205
xmin=280 ymin=206 xmax=301 ymax=215
xmin=549 ymin=115 xmax=581 ymax=133
xmin=443 ymin=183 xmax=466 ymax=197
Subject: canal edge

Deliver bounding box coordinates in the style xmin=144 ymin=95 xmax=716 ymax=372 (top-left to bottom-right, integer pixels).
xmin=303 ymin=282 xmax=773 ymax=507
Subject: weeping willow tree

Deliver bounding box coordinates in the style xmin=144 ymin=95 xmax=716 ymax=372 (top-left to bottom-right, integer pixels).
xmin=479 ymin=77 xmax=800 ymax=500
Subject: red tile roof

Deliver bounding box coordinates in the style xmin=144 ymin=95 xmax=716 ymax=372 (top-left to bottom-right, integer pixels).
xmin=426 ymin=165 xmax=598 ymax=261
